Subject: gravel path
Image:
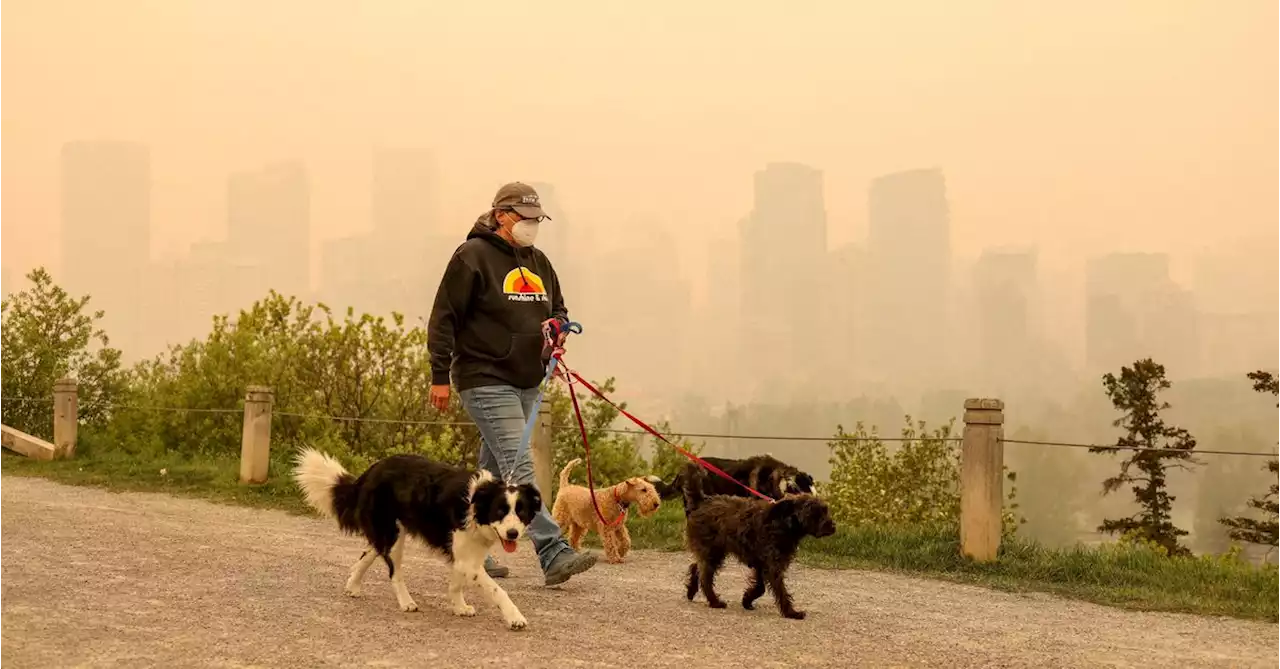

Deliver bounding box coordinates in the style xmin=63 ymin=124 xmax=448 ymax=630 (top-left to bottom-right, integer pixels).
xmin=2 ymin=476 xmax=1275 ymax=668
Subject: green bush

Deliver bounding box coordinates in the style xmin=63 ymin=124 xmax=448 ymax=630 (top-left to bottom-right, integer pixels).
xmin=826 ymin=417 xmax=1021 ymax=535
xmin=1 ymin=268 xmax=129 ymax=440
xmin=545 ymin=378 xmax=702 ymax=495
xmin=2 ymin=275 xmax=682 ymax=485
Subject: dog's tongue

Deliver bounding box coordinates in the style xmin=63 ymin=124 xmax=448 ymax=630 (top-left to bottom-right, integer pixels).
xmin=501 ymin=539 xmax=518 ymax=553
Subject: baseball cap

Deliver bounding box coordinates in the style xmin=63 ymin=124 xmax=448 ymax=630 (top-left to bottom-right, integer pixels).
xmin=492 ymin=182 xmax=551 ymax=221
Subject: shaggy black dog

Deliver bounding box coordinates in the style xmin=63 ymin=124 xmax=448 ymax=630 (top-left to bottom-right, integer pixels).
xmin=649 ymin=455 xmax=818 ymax=511
xmin=294 ymin=449 xmax=542 ymax=630
xmin=681 ymin=468 xmax=835 ymax=620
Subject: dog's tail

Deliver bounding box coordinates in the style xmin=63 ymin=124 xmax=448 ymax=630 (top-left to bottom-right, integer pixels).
xmin=681 ymin=465 xmax=709 ymax=513
xmin=645 ymin=473 xmax=683 ymax=501
xmin=559 ymin=458 xmax=582 ymax=489
xmin=293 ymin=448 xmax=359 ymax=532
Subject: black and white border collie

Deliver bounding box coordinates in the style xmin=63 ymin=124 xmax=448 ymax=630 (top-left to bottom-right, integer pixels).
xmin=294 ymin=449 xmax=542 ymax=630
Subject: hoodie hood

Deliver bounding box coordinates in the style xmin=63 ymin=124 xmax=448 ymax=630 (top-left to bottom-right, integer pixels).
xmin=427 ymin=211 xmax=568 ymax=391
xmin=468 ymin=211 xmax=515 ymax=254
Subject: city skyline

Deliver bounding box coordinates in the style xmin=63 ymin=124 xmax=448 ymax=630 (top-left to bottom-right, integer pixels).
xmin=10 ymin=138 xmax=1273 ymax=417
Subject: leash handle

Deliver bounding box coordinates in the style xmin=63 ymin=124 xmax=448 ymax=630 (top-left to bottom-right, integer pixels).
xmin=510 ymin=321 xmax=584 ymax=481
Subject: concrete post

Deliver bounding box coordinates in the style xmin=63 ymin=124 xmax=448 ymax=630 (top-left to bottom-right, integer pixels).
xmin=53 ymin=377 xmax=78 ymax=459
xmin=960 ymin=398 xmax=1005 ymax=562
xmin=239 ymin=385 xmax=274 ymax=484
xmin=531 ymin=404 xmax=554 ymax=498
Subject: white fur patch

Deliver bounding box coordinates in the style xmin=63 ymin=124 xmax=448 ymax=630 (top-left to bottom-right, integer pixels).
xmin=293 ymin=448 xmax=350 ymax=517
xmin=468 ymin=469 xmax=496 ymax=500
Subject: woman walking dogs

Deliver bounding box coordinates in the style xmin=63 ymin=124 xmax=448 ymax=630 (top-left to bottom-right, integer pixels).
xmin=428 ymin=182 xmax=598 ymax=585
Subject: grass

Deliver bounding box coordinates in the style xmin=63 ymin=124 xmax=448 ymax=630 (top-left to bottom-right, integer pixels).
xmin=4 ymin=449 xmax=1277 ymax=622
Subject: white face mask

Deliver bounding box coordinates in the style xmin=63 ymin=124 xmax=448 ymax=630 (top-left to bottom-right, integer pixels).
xmin=511 ymin=220 xmax=539 ymax=247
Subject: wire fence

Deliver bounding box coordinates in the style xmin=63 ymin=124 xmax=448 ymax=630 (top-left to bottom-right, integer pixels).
xmin=2 ymin=395 xmax=1275 ymax=458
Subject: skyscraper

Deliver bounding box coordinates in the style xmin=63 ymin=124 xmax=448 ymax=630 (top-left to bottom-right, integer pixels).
xmin=1085 ymin=253 xmax=1198 ymax=375
xmin=865 ymin=168 xmax=952 ymax=387
xmin=738 ymin=162 xmax=828 ymax=400
xmin=320 ymin=148 xmax=446 ymax=320
xmin=973 ymin=247 xmax=1038 ymax=388
xmin=226 ymin=162 xmax=310 ymax=299
xmin=60 ymin=140 xmax=152 ymax=350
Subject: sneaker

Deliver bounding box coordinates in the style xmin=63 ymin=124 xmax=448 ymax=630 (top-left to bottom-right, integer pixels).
xmin=485 ymin=555 xmax=510 ymax=579
xmin=543 ymin=549 xmax=598 ymax=586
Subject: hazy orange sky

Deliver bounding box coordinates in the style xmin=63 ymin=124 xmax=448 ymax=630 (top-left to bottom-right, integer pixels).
xmin=3 ymin=0 xmax=1276 ymax=291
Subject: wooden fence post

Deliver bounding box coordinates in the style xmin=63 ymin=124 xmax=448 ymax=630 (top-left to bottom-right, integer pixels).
xmin=53 ymin=377 xmax=78 ymax=459
xmin=960 ymin=398 xmax=1004 ymax=562
xmin=531 ymin=404 xmax=554 ymax=498
xmin=239 ymin=385 xmax=274 ymax=484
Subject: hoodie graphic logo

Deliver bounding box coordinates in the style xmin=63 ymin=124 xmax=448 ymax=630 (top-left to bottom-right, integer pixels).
xmin=502 ymin=267 xmax=548 ymax=303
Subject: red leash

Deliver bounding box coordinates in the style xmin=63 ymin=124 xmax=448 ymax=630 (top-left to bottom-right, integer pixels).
xmin=556 ymin=355 xmax=774 ymax=503
xmin=563 ymin=367 xmax=628 ymax=527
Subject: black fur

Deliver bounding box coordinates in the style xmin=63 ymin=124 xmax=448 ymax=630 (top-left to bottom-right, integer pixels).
xmin=329 ymin=454 xmax=541 ymax=575
xmin=682 ymin=468 xmax=835 ymax=620
xmin=654 ymin=455 xmax=818 ymax=512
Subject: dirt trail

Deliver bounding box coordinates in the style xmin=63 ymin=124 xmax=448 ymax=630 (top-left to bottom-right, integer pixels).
xmin=2 ymin=476 xmax=1274 ymax=668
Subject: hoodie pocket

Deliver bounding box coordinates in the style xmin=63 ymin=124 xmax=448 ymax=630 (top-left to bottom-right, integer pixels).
xmin=501 ymin=333 xmax=547 ymax=387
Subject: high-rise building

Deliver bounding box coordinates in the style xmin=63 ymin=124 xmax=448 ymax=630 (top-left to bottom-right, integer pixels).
xmin=1192 ymin=242 xmax=1278 ymax=375
xmin=227 ymin=162 xmax=310 ymax=299
xmin=738 ymin=163 xmax=827 ymax=400
xmin=864 ymin=168 xmax=952 ymax=387
xmin=1085 ymin=253 xmax=1199 ymax=375
xmin=320 ymin=149 xmax=450 ymax=320
xmin=60 ymin=140 xmax=152 ymax=351
xmin=972 ymin=247 xmax=1038 ymax=388
xmin=372 ymin=147 xmax=437 ymax=241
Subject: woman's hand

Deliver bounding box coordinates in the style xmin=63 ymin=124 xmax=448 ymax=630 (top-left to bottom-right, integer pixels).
xmin=429 ymin=384 xmax=451 ymax=412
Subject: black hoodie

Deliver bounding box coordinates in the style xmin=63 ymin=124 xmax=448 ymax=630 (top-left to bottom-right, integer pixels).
xmin=428 ymin=213 xmax=568 ymax=391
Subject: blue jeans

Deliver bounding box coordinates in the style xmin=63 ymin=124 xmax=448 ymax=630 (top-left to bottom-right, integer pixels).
xmin=459 ymin=384 xmax=571 ymax=572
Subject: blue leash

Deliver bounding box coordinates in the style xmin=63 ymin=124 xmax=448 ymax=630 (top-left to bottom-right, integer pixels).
xmin=510 ymin=321 xmax=582 ymax=473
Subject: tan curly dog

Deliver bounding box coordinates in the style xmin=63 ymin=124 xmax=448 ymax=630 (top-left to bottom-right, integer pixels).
xmin=551 ymin=459 xmax=662 ymax=563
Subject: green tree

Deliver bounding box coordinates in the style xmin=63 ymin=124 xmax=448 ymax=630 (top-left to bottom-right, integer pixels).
xmin=1193 ymin=424 xmax=1270 ymax=554
xmin=1091 ymin=359 xmax=1197 ymax=556
xmin=1219 ymin=371 xmax=1279 ymax=549
xmin=0 ymin=268 xmax=127 ymax=439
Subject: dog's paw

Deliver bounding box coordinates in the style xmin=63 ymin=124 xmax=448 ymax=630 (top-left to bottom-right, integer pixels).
xmin=741 ymin=600 xmax=755 ymax=610
xmin=783 ymin=609 xmax=807 ymax=620
xmin=708 ymin=600 xmax=727 ymax=609
xmin=452 ymin=603 xmax=476 ymax=617
xmin=343 ymin=586 xmax=362 ymax=598
xmin=399 ymin=599 xmax=420 ymax=613
xmin=506 ymin=614 xmax=528 ymax=631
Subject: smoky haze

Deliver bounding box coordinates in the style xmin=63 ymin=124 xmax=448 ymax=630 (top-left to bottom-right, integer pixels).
xmin=3 ymin=1 xmax=1276 ymax=550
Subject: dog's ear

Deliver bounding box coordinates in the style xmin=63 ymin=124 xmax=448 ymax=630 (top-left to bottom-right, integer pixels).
xmin=515 ymin=485 xmax=542 ymax=524
xmin=468 ymin=480 xmax=501 ymax=525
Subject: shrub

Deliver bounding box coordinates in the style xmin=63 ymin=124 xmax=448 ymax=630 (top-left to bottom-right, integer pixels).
xmin=0 ymin=268 xmax=128 ymax=439
xmin=826 ymin=417 xmax=1020 ymax=535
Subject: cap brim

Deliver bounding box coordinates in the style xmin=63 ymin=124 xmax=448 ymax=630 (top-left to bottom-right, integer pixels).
xmin=513 ymin=204 xmax=550 ymax=221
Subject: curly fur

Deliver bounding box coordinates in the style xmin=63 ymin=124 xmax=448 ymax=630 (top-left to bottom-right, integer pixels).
xmin=681 ymin=468 xmax=836 ymax=620
xmin=551 ymin=458 xmax=662 ymax=564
